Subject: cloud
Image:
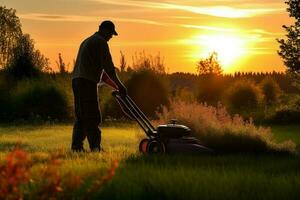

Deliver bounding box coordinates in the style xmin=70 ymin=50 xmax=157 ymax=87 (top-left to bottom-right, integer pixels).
xmin=181 ymin=24 xmax=283 ymax=36
xmin=19 ymin=13 xmax=162 ymax=25
xmin=90 ymin=0 xmax=284 ymax=18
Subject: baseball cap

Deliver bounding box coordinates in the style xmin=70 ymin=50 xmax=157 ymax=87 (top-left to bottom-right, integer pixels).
xmin=99 ymin=20 xmax=118 ymax=36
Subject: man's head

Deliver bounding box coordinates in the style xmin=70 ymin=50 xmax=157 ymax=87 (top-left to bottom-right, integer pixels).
xmin=99 ymin=20 xmax=118 ymax=41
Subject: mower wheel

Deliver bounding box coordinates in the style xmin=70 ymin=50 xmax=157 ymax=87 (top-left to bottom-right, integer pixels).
xmin=147 ymin=140 xmax=166 ymax=154
xmin=139 ymin=138 xmax=149 ymax=153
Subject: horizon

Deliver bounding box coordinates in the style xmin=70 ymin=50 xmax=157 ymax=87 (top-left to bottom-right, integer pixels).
xmin=1 ymin=0 xmax=294 ymax=74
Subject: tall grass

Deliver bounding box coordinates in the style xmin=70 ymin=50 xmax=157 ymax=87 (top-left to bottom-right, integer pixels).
xmin=156 ymin=100 xmax=296 ymax=153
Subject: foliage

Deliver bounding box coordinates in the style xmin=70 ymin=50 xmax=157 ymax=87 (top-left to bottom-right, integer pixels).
xmin=119 ymin=51 xmax=126 ymax=73
xmin=277 ymin=0 xmax=300 ymax=90
xmin=0 ymin=147 xmax=118 ymax=200
xmin=7 ymin=34 xmax=49 ymax=79
xmin=172 ymin=87 xmax=196 ymax=103
xmin=196 ymin=52 xmax=223 ymax=76
xmin=11 ymin=80 xmax=69 ymax=121
xmin=197 ymin=75 xmax=225 ymax=105
xmin=126 ymin=70 xmax=169 ymax=118
xmin=267 ymin=95 xmax=300 ymax=124
xmin=260 ymin=77 xmax=282 ymax=105
xmin=0 ymin=73 xmax=13 ymax=120
xmin=56 ymin=53 xmax=68 ymax=73
xmin=131 ymin=51 xmax=165 ymax=74
xmin=224 ymin=79 xmax=263 ymax=115
xmin=156 ymin=100 xmax=296 ymax=153
xmin=0 ymin=147 xmax=31 ymax=200
xmin=0 ymin=6 xmax=22 ymax=68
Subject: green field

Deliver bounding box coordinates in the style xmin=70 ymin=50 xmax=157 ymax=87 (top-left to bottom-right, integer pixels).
xmin=0 ymin=124 xmax=300 ymax=200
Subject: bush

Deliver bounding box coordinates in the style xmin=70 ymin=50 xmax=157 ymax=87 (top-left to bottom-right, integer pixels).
xmin=197 ymin=75 xmax=225 ymax=105
xmin=267 ymin=96 xmax=300 ymax=124
xmin=125 ymin=70 xmax=169 ymax=118
xmin=224 ymin=79 xmax=263 ymax=116
xmin=260 ymin=77 xmax=282 ymax=105
xmin=0 ymin=74 xmax=13 ymax=120
xmin=11 ymin=80 xmax=69 ymax=120
xmin=173 ymin=87 xmax=196 ymax=103
xmin=156 ymin=100 xmax=296 ymax=153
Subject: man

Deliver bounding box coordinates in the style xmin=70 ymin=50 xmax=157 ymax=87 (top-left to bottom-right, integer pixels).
xmin=72 ymin=20 xmax=127 ymax=152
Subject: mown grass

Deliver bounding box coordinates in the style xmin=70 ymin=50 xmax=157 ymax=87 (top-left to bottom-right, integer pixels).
xmin=0 ymin=124 xmax=300 ymax=200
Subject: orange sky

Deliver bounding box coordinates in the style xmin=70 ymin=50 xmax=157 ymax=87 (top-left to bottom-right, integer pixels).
xmin=1 ymin=0 xmax=294 ymax=73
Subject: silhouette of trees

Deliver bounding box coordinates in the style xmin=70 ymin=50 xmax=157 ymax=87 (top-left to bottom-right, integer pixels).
xmin=131 ymin=51 xmax=165 ymax=74
xmin=7 ymin=34 xmax=49 ymax=79
xmin=196 ymin=52 xmax=223 ymax=76
xmin=0 ymin=6 xmax=22 ymax=68
xmin=277 ymin=0 xmax=300 ymax=77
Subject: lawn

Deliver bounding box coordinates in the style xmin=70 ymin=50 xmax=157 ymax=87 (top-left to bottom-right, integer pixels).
xmin=0 ymin=124 xmax=299 ymax=200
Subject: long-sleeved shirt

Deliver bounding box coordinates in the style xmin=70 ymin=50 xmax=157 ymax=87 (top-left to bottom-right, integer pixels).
xmin=72 ymin=32 xmax=115 ymax=83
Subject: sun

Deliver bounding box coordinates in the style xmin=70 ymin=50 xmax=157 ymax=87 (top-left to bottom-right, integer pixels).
xmin=186 ymin=34 xmax=247 ymax=72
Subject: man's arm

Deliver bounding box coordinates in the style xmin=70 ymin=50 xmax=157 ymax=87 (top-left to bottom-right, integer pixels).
xmin=106 ymin=68 xmax=127 ymax=95
xmin=101 ymin=42 xmax=127 ymax=95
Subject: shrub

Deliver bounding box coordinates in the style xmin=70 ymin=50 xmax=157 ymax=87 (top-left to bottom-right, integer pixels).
xmin=131 ymin=51 xmax=165 ymax=74
xmin=260 ymin=77 xmax=282 ymax=105
xmin=156 ymin=100 xmax=296 ymax=153
xmin=125 ymin=70 xmax=169 ymax=118
xmin=224 ymin=79 xmax=263 ymax=116
xmin=267 ymin=95 xmax=300 ymax=124
xmin=173 ymin=87 xmax=196 ymax=103
xmin=11 ymin=80 xmax=69 ymax=120
xmin=197 ymin=75 xmax=225 ymax=105
xmin=0 ymin=74 xmax=13 ymax=120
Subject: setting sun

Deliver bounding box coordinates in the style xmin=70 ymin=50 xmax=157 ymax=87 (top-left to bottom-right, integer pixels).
xmin=184 ymin=34 xmax=247 ymax=73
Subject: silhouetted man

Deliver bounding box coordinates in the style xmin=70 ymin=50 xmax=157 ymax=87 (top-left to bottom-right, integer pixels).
xmin=72 ymin=20 xmax=127 ymax=152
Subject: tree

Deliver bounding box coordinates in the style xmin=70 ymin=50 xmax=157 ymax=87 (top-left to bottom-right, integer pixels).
xmin=196 ymin=52 xmax=223 ymax=76
xmin=260 ymin=77 xmax=282 ymax=105
xmin=0 ymin=6 xmax=22 ymax=68
xmin=7 ymin=34 xmax=49 ymax=79
xmin=277 ymin=0 xmax=300 ymax=75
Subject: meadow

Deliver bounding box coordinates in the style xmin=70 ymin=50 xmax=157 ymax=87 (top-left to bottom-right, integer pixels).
xmin=0 ymin=124 xmax=299 ymax=200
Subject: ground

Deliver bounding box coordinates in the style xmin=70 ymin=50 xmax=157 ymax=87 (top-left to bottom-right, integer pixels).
xmin=0 ymin=124 xmax=299 ymax=199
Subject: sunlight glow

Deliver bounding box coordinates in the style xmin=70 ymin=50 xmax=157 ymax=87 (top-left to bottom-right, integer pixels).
xmin=183 ymin=34 xmax=247 ymax=72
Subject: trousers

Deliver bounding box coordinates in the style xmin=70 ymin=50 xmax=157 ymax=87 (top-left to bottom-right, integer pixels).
xmin=72 ymin=78 xmax=101 ymax=151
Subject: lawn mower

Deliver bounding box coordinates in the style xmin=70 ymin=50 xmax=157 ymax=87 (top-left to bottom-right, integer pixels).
xmin=101 ymin=72 xmax=213 ymax=154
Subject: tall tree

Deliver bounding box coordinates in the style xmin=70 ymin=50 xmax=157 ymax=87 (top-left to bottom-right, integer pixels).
xmin=277 ymin=0 xmax=300 ymax=75
xmin=8 ymin=34 xmax=49 ymax=78
xmin=196 ymin=52 xmax=223 ymax=76
xmin=0 ymin=6 xmax=22 ymax=68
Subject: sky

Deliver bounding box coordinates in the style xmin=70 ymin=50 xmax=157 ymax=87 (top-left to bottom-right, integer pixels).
xmin=0 ymin=0 xmax=294 ymax=73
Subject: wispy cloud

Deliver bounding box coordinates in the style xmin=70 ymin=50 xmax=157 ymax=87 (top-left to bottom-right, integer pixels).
xmin=181 ymin=24 xmax=284 ymax=36
xmin=91 ymin=0 xmax=284 ymax=18
xmin=181 ymin=24 xmax=237 ymax=33
xmin=19 ymin=13 xmax=162 ymax=25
